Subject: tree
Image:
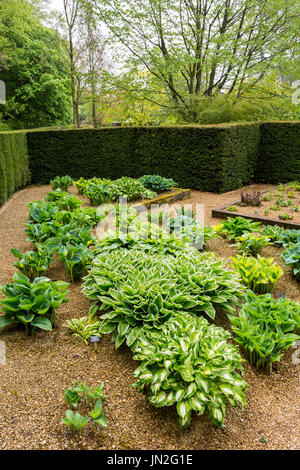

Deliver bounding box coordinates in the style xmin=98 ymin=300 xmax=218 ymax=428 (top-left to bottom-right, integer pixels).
xmin=0 ymin=0 xmax=71 ymax=128
xmin=96 ymin=0 xmax=300 ymax=122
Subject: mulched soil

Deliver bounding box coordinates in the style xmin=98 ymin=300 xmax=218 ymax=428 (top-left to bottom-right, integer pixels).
xmin=0 ymin=183 xmax=299 ymax=450
xmin=218 ymin=184 xmax=300 ymax=225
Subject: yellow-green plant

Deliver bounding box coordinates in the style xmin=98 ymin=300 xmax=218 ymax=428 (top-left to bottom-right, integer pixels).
xmin=231 ymin=255 xmax=283 ymax=294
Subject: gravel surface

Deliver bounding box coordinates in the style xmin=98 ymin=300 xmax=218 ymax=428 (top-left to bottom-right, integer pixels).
xmin=0 ymin=184 xmax=299 ymax=450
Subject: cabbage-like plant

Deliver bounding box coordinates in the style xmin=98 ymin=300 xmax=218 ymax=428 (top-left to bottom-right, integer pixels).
xmin=220 ymin=217 xmax=261 ymax=240
xmin=228 ymin=293 xmax=300 ymax=371
xmin=132 ymin=312 xmax=247 ymax=428
xmin=0 ymin=273 xmax=69 ymax=335
xmin=139 ymin=175 xmax=177 ymax=192
xmin=27 ymin=201 xmax=59 ymax=224
xmin=46 ymin=190 xmax=83 ymax=211
xmin=282 ymin=242 xmax=300 ymax=281
xmin=83 ymin=249 xmax=245 ymax=348
xmin=231 ymin=255 xmax=283 ymax=294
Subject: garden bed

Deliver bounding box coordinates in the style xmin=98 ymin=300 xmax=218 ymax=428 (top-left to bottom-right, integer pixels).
xmin=0 ymin=184 xmax=299 ymax=450
xmin=212 ymin=183 xmax=300 ymax=229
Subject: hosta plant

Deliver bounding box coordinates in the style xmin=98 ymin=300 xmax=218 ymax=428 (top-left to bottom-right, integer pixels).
xmin=63 ymin=382 xmax=108 ymax=432
xmin=234 ymin=233 xmax=271 ymax=256
xmin=57 ymin=243 xmax=94 ymax=282
xmin=228 ymin=293 xmax=300 ymax=372
xmin=27 ymin=201 xmax=59 ymax=224
xmin=53 ymin=207 xmax=104 ymax=228
xmin=282 ymin=242 xmax=300 ymax=281
xmin=132 ymin=312 xmax=247 ymax=428
xmin=84 ymin=182 xmax=113 ymax=206
xmin=64 ymin=315 xmax=101 ymax=345
xmin=261 ymin=225 xmax=285 ymax=246
xmin=109 ymin=177 xmax=156 ymax=201
xmin=50 ymin=175 xmax=73 ymax=191
xmin=46 ymin=190 xmax=83 ymax=211
xmin=220 ymin=217 xmax=261 ymax=240
xmin=24 ymin=220 xmax=62 ymax=243
xmin=11 ymin=245 xmax=53 ymax=281
xmin=0 ymin=273 xmax=69 ymax=335
xmin=280 ymin=229 xmax=300 ymax=248
xmin=83 ymin=249 xmax=245 ymax=348
xmin=231 ymin=255 xmax=283 ymax=294
xmin=44 ymin=224 xmax=96 ymax=252
xmin=139 ymin=175 xmax=177 ymax=192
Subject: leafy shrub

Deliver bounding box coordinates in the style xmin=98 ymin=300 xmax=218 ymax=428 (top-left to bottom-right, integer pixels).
xmin=50 ymin=175 xmax=73 ymax=191
xmin=234 ymin=233 xmax=271 ymax=256
xmin=83 ymin=249 xmax=245 ymax=348
xmin=228 ymin=293 xmax=300 ymax=371
xmin=132 ymin=312 xmax=247 ymax=428
xmin=57 ymin=243 xmax=94 ymax=282
xmin=240 ymin=191 xmax=262 ymax=207
xmin=64 ymin=315 xmax=101 ymax=345
xmin=282 ymin=242 xmax=300 ymax=281
xmin=231 ymin=255 xmax=283 ymax=294
xmin=11 ymin=245 xmax=53 ymax=281
xmin=220 ymin=217 xmax=261 ymax=240
xmin=139 ymin=175 xmax=177 ymax=192
xmin=0 ymin=273 xmax=69 ymax=335
xmin=109 ymin=177 xmax=156 ymax=201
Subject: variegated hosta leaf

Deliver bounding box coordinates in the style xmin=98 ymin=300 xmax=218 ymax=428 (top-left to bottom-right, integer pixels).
xmin=132 ymin=312 xmax=247 ymax=429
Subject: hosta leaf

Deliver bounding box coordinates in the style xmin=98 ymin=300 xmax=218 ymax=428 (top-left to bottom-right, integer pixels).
xmin=31 ymin=317 xmax=53 ymax=331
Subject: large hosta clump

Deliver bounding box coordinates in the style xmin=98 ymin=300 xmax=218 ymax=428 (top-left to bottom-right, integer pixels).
xmin=82 ymin=249 xmax=245 ymax=348
xmin=132 ymin=312 xmax=247 ymax=428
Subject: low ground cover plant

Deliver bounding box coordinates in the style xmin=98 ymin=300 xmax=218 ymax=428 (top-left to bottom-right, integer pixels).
xmin=228 ymin=294 xmax=300 ymax=372
xmin=231 ymin=255 xmax=283 ymax=294
xmin=83 ymin=248 xmax=245 ymax=348
xmin=132 ymin=312 xmax=247 ymax=428
xmin=0 ymin=273 xmax=69 ymax=335
xmin=240 ymin=191 xmax=262 ymax=207
xmin=11 ymin=245 xmax=53 ymax=280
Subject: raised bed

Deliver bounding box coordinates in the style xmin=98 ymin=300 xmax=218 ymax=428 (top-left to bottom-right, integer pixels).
xmin=132 ymin=188 xmax=191 ymax=211
xmin=212 ymin=197 xmax=300 ymax=230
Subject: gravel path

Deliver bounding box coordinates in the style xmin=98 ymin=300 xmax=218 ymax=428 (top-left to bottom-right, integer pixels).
xmin=0 ymin=184 xmax=299 ymax=450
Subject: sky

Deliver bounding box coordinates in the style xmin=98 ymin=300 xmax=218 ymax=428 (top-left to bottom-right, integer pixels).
xmin=49 ymin=0 xmax=64 ymax=12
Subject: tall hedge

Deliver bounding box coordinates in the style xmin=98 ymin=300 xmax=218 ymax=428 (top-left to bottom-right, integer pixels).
xmin=256 ymin=122 xmax=300 ymax=183
xmin=27 ymin=123 xmax=261 ymax=193
xmin=0 ymin=132 xmax=30 ymax=205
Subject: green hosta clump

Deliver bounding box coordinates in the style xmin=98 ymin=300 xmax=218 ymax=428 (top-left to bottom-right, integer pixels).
xmin=234 ymin=233 xmax=271 ymax=256
xmin=109 ymin=177 xmax=156 ymax=201
xmin=280 ymin=229 xmax=300 ymax=248
xmin=27 ymin=201 xmax=59 ymax=224
xmin=228 ymin=293 xmax=300 ymax=371
xmin=139 ymin=175 xmax=177 ymax=192
xmin=64 ymin=315 xmax=101 ymax=345
xmin=11 ymin=245 xmax=53 ymax=281
xmin=220 ymin=217 xmax=261 ymax=240
xmin=57 ymin=243 xmax=94 ymax=282
xmin=82 ymin=249 xmax=245 ymax=348
xmin=84 ymin=182 xmax=113 ymax=206
xmin=168 ymin=211 xmax=219 ymax=248
xmin=282 ymin=242 xmax=300 ymax=281
xmin=53 ymin=206 xmax=104 ymax=228
xmin=25 ymin=220 xmax=62 ymax=243
xmin=44 ymin=224 xmax=96 ymax=252
xmin=261 ymin=225 xmax=286 ymax=246
xmin=132 ymin=312 xmax=247 ymax=428
xmin=50 ymin=175 xmax=73 ymax=191
xmin=231 ymin=255 xmax=283 ymax=294
xmin=74 ymin=177 xmax=107 ymax=195
xmin=46 ymin=190 xmax=83 ymax=211
xmin=0 ymin=273 xmax=69 ymax=335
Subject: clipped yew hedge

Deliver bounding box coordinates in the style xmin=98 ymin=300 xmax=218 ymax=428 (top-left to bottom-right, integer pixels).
xmin=27 ymin=123 xmax=260 ymax=193
xmin=0 ymin=121 xmax=299 ymax=206
xmin=0 ymin=131 xmax=30 ymax=205
xmin=256 ymin=122 xmax=300 ymax=183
